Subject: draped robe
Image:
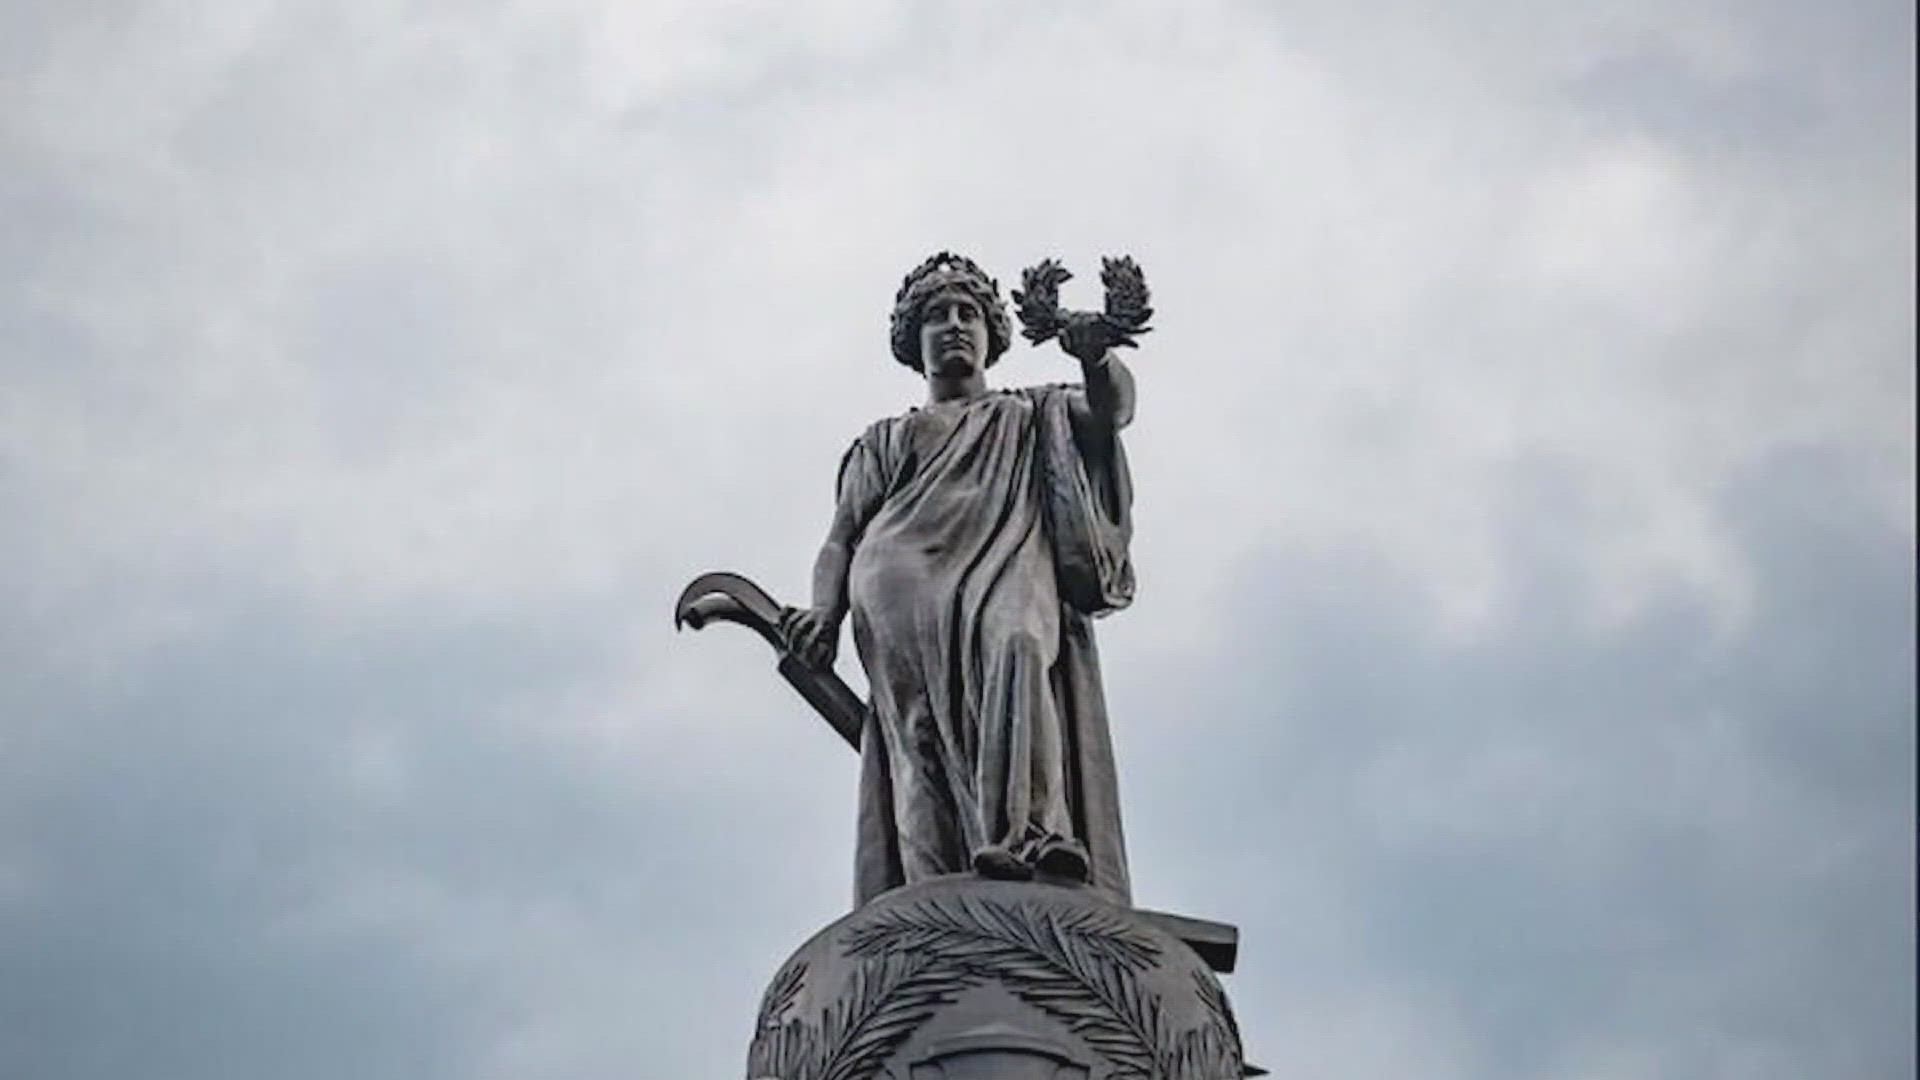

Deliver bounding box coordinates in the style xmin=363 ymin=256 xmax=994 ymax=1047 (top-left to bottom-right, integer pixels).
xmin=839 ymin=384 xmax=1135 ymax=906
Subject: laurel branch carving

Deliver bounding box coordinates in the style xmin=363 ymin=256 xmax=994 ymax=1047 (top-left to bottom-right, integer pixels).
xmin=745 ymin=894 xmax=1243 ymax=1080
xmin=746 ymin=952 xmax=972 ymax=1080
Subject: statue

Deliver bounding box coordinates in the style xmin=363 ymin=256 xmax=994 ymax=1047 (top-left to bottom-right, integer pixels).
xmin=676 ymin=253 xmax=1262 ymax=1078
xmin=785 ymin=251 xmax=1145 ymax=903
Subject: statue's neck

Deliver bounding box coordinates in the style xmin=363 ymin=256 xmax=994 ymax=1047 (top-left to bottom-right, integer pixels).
xmin=924 ymin=371 xmax=988 ymax=405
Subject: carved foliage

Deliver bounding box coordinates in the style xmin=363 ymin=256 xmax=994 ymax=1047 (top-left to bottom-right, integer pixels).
xmin=1012 ymin=257 xmax=1155 ymax=349
xmin=747 ymin=953 xmax=972 ymax=1080
xmin=1099 ymin=256 xmax=1154 ymax=339
xmin=1158 ymin=973 xmax=1243 ymax=1077
xmin=746 ymin=894 xmax=1243 ymax=1080
xmin=846 ymin=895 xmax=1162 ymax=1074
xmin=1012 ymin=259 xmax=1075 ymax=344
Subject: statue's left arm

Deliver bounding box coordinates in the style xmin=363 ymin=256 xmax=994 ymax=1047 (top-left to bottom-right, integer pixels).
xmin=1076 ymin=351 xmax=1135 ymax=432
xmin=1057 ymin=314 xmax=1137 ymax=443
xmin=1035 ymin=336 xmax=1138 ymax=617
xmin=1065 ymin=341 xmax=1136 ymax=478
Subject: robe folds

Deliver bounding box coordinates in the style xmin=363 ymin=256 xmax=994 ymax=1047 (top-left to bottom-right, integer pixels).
xmin=840 ymin=384 xmax=1135 ymax=907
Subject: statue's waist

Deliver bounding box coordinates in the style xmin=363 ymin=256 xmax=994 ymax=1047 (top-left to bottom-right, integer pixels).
xmin=851 ymin=536 xmax=1056 ymax=602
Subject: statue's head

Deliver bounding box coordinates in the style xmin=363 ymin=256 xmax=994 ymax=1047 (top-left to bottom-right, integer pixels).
xmin=889 ymin=251 xmax=1013 ymax=376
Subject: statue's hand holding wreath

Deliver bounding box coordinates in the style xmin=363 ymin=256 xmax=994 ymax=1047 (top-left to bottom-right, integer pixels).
xmin=1011 ymin=255 xmax=1154 ymax=366
xmin=1057 ymin=315 xmax=1135 ymax=365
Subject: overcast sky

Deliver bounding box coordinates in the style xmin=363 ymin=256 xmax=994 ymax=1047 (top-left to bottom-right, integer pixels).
xmin=2 ymin=2 xmax=1913 ymax=1078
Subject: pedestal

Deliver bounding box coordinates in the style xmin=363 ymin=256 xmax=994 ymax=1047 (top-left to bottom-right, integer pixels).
xmin=745 ymin=875 xmax=1256 ymax=1079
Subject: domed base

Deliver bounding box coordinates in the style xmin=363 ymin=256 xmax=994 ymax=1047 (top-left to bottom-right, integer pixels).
xmin=745 ymin=874 xmax=1255 ymax=1079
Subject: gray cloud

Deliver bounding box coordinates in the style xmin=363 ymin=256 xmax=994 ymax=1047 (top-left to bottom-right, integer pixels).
xmin=1116 ymin=443 xmax=1913 ymax=1077
xmin=2 ymin=1 xmax=1911 ymax=1077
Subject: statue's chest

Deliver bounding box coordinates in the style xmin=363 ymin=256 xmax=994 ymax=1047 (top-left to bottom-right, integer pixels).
xmin=903 ymin=408 xmax=966 ymax=464
xmin=893 ymin=397 xmax=1030 ymax=484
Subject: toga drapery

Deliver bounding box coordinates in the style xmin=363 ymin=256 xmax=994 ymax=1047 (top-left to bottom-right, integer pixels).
xmin=838 ymin=384 xmax=1135 ymax=906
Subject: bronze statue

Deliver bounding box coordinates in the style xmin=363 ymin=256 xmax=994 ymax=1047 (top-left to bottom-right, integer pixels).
xmin=679 ymin=255 xmax=1260 ymax=1077
xmin=679 ymin=252 xmax=1154 ymax=902
xmin=794 ymin=252 xmax=1146 ymax=905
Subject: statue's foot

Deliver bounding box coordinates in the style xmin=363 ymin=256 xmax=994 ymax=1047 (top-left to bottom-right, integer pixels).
xmin=972 ymin=844 xmax=1032 ymax=880
xmin=1031 ymin=837 xmax=1091 ymax=882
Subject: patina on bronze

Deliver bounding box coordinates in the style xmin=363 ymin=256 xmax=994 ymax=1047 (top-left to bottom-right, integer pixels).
xmin=678 ymin=253 xmax=1261 ymax=1077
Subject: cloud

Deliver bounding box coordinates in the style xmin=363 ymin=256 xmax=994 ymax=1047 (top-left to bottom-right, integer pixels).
xmin=2 ymin=1 xmax=1911 ymax=1076
xmin=1108 ymin=442 xmax=1913 ymax=1078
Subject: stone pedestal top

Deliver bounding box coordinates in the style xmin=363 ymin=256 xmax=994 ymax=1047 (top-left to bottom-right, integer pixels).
xmin=745 ymin=875 xmax=1256 ymax=1080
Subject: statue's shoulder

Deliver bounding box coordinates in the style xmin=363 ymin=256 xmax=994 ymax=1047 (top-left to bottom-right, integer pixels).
xmin=844 ymin=411 xmax=912 ymax=465
xmin=861 ymin=390 xmax=1054 ymax=443
xmin=1013 ymin=382 xmax=1081 ymax=409
xmin=855 ymin=410 xmax=909 ymax=442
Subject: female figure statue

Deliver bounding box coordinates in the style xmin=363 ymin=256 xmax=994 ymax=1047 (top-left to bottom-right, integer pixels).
xmin=781 ymin=252 xmax=1141 ymax=905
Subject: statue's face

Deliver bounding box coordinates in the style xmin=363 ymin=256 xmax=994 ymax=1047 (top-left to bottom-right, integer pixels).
xmin=918 ymin=288 xmax=988 ymax=378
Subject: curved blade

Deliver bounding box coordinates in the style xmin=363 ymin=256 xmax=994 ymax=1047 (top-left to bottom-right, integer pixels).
xmin=673 ymin=570 xmax=866 ymax=750
xmin=679 ymin=595 xmax=785 ymax=651
xmin=675 ymin=571 xmax=784 ymax=629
